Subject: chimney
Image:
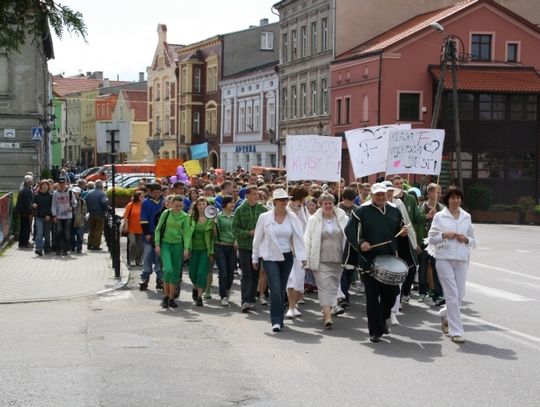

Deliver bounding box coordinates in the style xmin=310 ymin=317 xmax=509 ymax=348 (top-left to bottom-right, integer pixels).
xmin=103 ymin=78 xmax=110 ymax=88
xmin=139 ymin=72 xmax=145 ymax=82
xmin=260 ymin=18 xmax=269 ymax=26
xmin=157 ymin=23 xmax=167 ymax=43
xmin=86 ymin=71 xmax=91 ymax=77
xmin=93 ymin=71 xmax=104 ymax=80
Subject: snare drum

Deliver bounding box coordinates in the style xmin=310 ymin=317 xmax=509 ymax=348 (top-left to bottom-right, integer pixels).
xmin=370 ymin=255 xmax=408 ymax=285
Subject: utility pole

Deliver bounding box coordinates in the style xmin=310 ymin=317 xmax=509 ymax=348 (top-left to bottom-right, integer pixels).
xmin=107 ymin=129 xmax=121 ymax=278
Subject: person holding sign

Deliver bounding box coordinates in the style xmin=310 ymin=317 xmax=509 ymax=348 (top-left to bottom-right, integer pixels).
xmin=343 ymin=183 xmax=407 ymax=343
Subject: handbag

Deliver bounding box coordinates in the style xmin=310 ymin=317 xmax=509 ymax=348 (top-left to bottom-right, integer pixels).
xmin=121 ymin=203 xmax=133 ymax=236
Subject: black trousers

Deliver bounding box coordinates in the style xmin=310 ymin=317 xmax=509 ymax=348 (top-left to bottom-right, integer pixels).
xmin=362 ymin=273 xmax=400 ymax=337
xmin=397 ymin=236 xmax=417 ymax=297
xmin=239 ymin=249 xmax=259 ymax=305
xmin=19 ymin=215 xmax=31 ymax=246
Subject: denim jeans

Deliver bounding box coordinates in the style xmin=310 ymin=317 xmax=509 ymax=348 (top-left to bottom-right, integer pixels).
xmin=55 ymin=218 xmax=72 ymax=252
xmin=72 ymin=226 xmax=85 ymax=251
xmin=34 ymin=217 xmax=51 ymax=251
xmin=215 ymin=244 xmax=236 ymax=298
xmin=263 ymin=252 xmax=294 ymax=327
xmin=141 ymin=240 xmax=162 ymax=281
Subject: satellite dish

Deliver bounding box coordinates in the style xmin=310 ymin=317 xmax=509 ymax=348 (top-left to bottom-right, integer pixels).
xmin=204 ymin=205 xmax=218 ymax=219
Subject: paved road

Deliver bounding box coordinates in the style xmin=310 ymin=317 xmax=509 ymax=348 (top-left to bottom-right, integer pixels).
xmin=0 ymin=224 xmax=539 ymax=406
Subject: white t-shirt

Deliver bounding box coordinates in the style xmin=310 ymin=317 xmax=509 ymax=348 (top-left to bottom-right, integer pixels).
xmin=273 ymin=216 xmax=292 ymax=253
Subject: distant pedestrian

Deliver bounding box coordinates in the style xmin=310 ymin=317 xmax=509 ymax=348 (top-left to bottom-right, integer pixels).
xmin=51 ymin=176 xmax=77 ymax=255
xmin=71 ymin=187 xmax=87 ymax=254
xmin=123 ymin=190 xmax=144 ymax=266
xmin=85 ymin=180 xmax=108 ymax=250
xmin=32 ymin=180 xmax=52 ymax=255
xmin=16 ymin=175 xmax=34 ymax=248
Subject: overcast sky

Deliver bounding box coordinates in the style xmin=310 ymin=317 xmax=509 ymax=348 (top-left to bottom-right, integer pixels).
xmin=48 ymin=0 xmax=279 ymax=81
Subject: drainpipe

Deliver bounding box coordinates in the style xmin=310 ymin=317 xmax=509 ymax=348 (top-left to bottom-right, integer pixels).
xmin=377 ymin=51 xmax=383 ymax=125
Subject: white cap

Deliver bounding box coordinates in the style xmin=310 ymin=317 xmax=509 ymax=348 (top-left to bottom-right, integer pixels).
xmin=271 ymin=188 xmax=291 ymax=200
xmin=370 ymin=182 xmax=387 ymax=195
xmin=383 ymin=180 xmax=401 ymax=196
xmin=72 ymin=187 xmax=82 ymax=194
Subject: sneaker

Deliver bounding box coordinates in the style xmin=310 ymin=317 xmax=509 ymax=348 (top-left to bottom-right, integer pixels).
xmin=418 ymin=294 xmax=426 ymax=302
xmin=168 ymin=298 xmax=178 ymax=308
xmin=139 ymin=279 xmax=149 ymax=291
xmin=297 ymin=298 xmax=305 ymax=305
xmin=259 ymin=296 xmax=268 ymax=305
xmin=285 ymin=309 xmax=295 ymax=319
xmin=331 ymin=305 xmax=345 ymax=316
xmin=61 ymin=250 xmax=68 ymax=256
xmin=339 ymin=299 xmax=350 ymax=308
xmin=441 ymin=317 xmax=449 ymax=334
xmin=196 ymin=297 xmax=203 ymax=307
xmin=370 ymin=335 xmax=381 ymax=343
xmin=272 ymin=324 xmax=281 ymax=332
xmin=433 ymin=297 xmax=446 ymax=307
xmin=389 ymin=312 xmax=400 ymax=326
xmin=401 ymin=295 xmax=410 ymax=304
xmin=156 ymin=279 xmax=164 ymax=291
xmin=35 ymin=249 xmax=43 ymax=256
xmin=324 ymin=320 xmax=333 ymax=329
xmin=248 ymin=303 xmax=256 ymax=310
xmin=221 ymin=297 xmax=229 ymax=307
xmin=241 ymin=303 xmax=251 ymax=313
xmin=293 ymin=307 xmax=302 ymax=317
xmin=161 ymin=296 xmax=169 ymax=309
xmin=451 ymin=335 xmax=465 ymax=343
xmin=204 ymin=292 xmax=212 ymax=300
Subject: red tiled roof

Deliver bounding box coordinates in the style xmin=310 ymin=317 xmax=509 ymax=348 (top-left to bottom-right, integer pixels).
xmin=122 ymin=89 xmax=148 ymax=121
xmin=53 ymin=76 xmax=130 ymax=97
xmin=336 ymin=0 xmax=478 ymax=60
xmin=428 ymin=65 xmax=540 ymax=93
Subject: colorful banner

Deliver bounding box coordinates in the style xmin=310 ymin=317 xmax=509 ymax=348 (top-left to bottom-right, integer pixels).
xmin=155 ymin=159 xmax=183 ymax=177
xmin=286 ymin=135 xmax=342 ymax=182
xmin=190 ymin=142 xmax=209 ymax=160
xmin=386 ymin=129 xmax=445 ymax=175
xmin=0 ymin=193 xmax=13 ymax=246
xmin=183 ymin=160 xmax=203 ymax=176
xmin=345 ymin=124 xmax=411 ymax=178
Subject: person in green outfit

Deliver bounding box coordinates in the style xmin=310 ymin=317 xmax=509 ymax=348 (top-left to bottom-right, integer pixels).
xmin=214 ymin=196 xmax=237 ymax=307
xmin=154 ymin=195 xmax=191 ymax=309
xmin=186 ymin=196 xmax=215 ymax=306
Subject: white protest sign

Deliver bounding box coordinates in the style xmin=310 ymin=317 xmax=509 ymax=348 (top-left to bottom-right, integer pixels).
xmin=386 ymin=129 xmax=445 ymax=175
xmin=286 ymin=135 xmax=342 ymax=182
xmin=345 ymin=124 xmax=411 ymax=178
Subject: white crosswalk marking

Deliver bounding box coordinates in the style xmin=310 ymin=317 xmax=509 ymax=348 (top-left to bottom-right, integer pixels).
xmin=471 ymin=261 xmax=540 ymax=281
xmin=467 ymin=281 xmax=534 ymax=302
xmin=99 ymin=291 xmax=134 ymax=302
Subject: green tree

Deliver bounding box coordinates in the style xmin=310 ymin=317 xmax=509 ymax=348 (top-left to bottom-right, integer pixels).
xmin=0 ymin=0 xmax=87 ymax=52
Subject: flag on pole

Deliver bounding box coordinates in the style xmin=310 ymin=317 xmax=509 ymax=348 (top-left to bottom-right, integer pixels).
xmin=190 ymin=142 xmax=209 ymax=160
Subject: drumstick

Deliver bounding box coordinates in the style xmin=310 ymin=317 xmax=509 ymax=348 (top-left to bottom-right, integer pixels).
xmin=369 ymin=240 xmax=392 ymax=249
xmin=395 ymin=223 xmax=411 ymax=237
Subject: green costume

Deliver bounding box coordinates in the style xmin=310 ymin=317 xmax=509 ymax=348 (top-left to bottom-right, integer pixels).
xmin=187 ymin=218 xmax=215 ymax=289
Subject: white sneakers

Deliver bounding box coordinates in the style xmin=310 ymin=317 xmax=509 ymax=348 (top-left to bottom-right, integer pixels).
xmin=286 ymin=307 xmax=302 ymax=319
xmin=221 ymin=297 xmax=229 ymax=307
xmin=389 ymin=312 xmax=400 ymax=326
xmin=272 ymin=324 xmax=281 ymax=332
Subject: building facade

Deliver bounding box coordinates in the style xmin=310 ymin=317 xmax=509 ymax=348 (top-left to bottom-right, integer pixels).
xmin=0 ymin=32 xmax=53 ymax=189
xmin=220 ymin=65 xmax=280 ymax=172
xmin=330 ymin=0 xmax=540 ymax=203
xmin=147 ymin=24 xmax=183 ymax=162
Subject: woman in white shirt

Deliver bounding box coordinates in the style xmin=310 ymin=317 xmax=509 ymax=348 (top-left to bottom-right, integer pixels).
xmin=304 ymin=193 xmax=349 ymax=329
xmin=427 ymin=188 xmax=476 ymax=344
xmin=252 ymin=188 xmax=307 ymax=332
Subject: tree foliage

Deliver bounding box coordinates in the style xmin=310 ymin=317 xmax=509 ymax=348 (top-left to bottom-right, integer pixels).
xmin=0 ymin=0 xmax=87 ymax=52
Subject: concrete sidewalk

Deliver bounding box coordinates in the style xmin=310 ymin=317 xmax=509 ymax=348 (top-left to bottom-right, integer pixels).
xmin=0 ymin=240 xmax=130 ymax=304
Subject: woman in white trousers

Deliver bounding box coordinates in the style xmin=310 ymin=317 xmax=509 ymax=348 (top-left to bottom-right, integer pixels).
xmin=427 ymin=188 xmax=476 ymax=344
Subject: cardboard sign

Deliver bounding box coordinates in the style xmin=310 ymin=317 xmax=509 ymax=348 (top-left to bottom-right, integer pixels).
xmin=345 ymin=124 xmax=411 ymax=178
xmin=155 ymin=159 xmax=183 ymax=177
xmin=386 ymin=129 xmax=445 ymax=175
xmin=286 ymin=135 xmax=342 ymax=182
xmin=183 ymin=160 xmax=203 ymax=176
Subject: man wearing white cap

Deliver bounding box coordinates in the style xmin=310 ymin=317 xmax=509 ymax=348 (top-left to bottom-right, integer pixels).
xmin=343 ymin=182 xmax=407 ymax=343
xmin=70 ymin=186 xmax=87 ymax=253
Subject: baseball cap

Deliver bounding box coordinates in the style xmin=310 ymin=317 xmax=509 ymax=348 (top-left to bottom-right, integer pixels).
xmin=370 ymin=182 xmax=387 ymax=195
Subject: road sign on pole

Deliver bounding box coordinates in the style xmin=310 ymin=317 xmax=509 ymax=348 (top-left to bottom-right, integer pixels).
xmin=31 ymin=127 xmax=43 ymax=141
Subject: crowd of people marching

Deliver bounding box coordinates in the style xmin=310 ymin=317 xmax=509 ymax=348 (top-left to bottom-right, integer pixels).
xmin=16 ymin=167 xmax=476 ymax=343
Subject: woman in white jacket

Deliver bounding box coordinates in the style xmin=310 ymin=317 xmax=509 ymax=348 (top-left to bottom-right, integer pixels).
xmin=304 ymin=193 xmax=349 ymax=329
xmin=427 ymin=188 xmax=476 ymax=344
xmin=252 ymin=188 xmax=307 ymax=333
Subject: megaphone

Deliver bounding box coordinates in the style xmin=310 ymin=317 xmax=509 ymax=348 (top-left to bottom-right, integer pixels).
xmin=204 ymin=205 xmax=218 ymax=219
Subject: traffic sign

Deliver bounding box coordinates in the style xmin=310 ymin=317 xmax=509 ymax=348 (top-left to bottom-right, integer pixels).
xmin=3 ymin=129 xmax=16 ymax=138
xmin=0 ymin=142 xmax=20 ymax=149
xmin=31 ymin=127 xmax=43 ymax=141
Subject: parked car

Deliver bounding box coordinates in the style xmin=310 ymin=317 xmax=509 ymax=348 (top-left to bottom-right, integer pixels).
xmin=76 ymin=166 xmax=100 ymax=180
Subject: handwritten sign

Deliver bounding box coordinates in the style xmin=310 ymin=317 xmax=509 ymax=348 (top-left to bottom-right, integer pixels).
xmin=286 ymin=135 xmax=342 ymax=182
xmin=155 ymin=159 xmax=183 ymax=177
xmin=345 ymin=124 xmax=411 ymax=178
xmin=183 ymin=160 xmax=203 ymax=176
xmin=386 ymin=129 xmax=445 ymax=175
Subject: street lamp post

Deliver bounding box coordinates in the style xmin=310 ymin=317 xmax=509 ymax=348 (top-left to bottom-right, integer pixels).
xmin=431 ymin=24 xmax=465 ymax=191
xmin=146 ymin=135 xmax=163 ymax=160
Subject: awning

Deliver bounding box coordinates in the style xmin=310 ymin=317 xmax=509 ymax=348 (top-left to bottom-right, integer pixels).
xmin=428 ymin=65 xmax=540 ymax=93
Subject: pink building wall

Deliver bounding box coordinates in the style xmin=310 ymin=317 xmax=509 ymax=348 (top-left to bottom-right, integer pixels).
xmin=331 ymin=2 xmax=540 ymax=183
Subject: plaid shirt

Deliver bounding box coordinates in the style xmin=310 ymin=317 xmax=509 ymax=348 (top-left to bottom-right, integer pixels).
xmin=232 ymin=200 xmax=267 ymax=250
